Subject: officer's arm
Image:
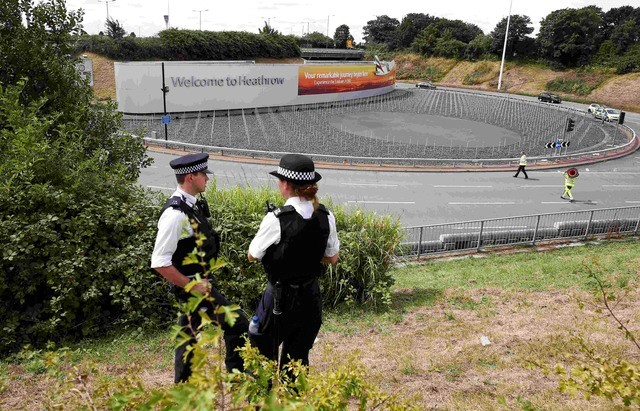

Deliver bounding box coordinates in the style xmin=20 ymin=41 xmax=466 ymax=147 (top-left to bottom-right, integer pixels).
xmin=321 ymin=253 xmax=339 ymax=264
xmin=247 ymin=252 xmax=258 ymax=262
xmin=154 ymin=266 xmax=210 ymax=294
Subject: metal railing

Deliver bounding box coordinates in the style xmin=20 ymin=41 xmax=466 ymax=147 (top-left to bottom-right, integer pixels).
xmin=399 ymin=206 xmax=640 ymax=258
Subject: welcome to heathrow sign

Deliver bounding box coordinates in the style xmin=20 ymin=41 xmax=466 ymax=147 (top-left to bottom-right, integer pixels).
xmin=114 ymin=61 xmax=396 ymax=114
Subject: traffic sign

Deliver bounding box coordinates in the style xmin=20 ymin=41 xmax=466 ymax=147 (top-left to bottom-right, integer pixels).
xmin=545 ymin=141 xmax=570 ymax=148
xmin=161 ymin=115 xmax=171 ymax=124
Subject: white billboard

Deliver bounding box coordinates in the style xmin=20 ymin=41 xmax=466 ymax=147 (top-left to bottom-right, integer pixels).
xmin=115 ymin=61 xmax=396 ymax=114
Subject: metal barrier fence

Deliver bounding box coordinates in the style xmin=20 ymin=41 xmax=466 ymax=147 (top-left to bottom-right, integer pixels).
xmin=400 ymin=206 xmax=640 ymax=258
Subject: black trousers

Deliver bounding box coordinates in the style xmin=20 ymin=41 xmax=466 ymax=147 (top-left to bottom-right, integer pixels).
xmin=250 ymin=279 xmax=322 ymax=369
xmin=174 ymin=286 xmax=249 ymax=383
xmin=514 ymin=165 xmax=528 ymax=178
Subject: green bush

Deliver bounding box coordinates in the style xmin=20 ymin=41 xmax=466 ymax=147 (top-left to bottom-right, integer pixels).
xmin=206 ymin=183 xmax=403 ymax=310
xmin=74 ymin=29 xmax=301 ymax=61
xmin=0 ymin=83 xmax=168 ymax=354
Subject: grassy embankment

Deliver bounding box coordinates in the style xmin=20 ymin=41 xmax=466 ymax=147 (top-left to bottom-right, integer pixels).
xmin=2 ymin=239 xmax=639 ymax=410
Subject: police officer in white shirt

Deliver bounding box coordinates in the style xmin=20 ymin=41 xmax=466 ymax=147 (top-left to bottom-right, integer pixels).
xmin=247 ymin=154 xmax=339 ymax=373
xmin=151 ymin=153 xmax=248 ymax=383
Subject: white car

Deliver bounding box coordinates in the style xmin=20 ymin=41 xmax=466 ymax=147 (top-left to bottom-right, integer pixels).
xmin=587 ymin=103 xmax=601 ymax=114
xmin=595 ymin=107 xmax=621 ymax=122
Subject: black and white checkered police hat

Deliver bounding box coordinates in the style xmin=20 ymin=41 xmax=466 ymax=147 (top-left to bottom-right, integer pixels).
xmin=169 ymin=153 xmax=213 ymax=175
xmin=269 ymin=154 xmax=321 ymax=184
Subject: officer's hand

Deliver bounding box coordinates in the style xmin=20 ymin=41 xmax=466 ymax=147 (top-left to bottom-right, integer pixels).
xmin=192 ymin=280 xmax=211 ymax=295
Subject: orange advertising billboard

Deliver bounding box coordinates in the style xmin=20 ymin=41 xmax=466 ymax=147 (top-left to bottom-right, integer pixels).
xmin=298 ymin=62 xmax=396 ymax=95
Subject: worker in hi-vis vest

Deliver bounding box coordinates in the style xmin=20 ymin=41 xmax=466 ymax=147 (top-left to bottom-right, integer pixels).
xmin=561 ymin=168 xmax=579 ymax=201
xmin=513 ymin=151 xmax=528 ymax=179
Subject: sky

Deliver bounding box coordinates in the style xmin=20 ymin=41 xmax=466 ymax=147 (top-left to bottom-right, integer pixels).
xmin=65 ymin=0 xmax=640 ymax=42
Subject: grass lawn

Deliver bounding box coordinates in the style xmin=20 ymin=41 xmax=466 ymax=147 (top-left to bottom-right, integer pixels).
xmin=2 ymin=239 xmax=639 ymax=410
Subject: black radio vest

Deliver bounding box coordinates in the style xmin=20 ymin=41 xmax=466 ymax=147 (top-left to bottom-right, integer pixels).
xmin=262 ymin=204 xmax=330 ymax=284
xmin=159 ymin=196 xmax=220 ymax=278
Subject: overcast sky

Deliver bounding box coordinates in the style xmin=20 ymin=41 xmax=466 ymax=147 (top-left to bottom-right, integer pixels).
xmin=66 ymin=0 xmax=639 ymax=42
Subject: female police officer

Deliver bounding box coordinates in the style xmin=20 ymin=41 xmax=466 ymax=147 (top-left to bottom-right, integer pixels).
xmin=247 ymin=153 xmax=339 ymax=370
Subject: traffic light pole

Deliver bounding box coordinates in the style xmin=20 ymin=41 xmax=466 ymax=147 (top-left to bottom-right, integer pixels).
xmin=162 ymin=62 xmax=168 ymax=141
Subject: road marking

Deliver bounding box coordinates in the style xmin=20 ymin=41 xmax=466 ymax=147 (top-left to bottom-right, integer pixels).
xmin=602 ymin=185 xmax=640 ymax=188
xmin=520 ymin=185 xmax=561 ymax=188
xmin=625 ymin=201 xmax=640 ymax=204
xmin=341 ymin=183 xmax=398 ymax=187
xmin=541 ymin=201 xmax=569 ymax=204
xmin=455 ymin=225 xmax=528 ymax=229
xmin=433 ymin=185 xmax=493 ymax=188
xmin=346 ymin=200 xmax=415 ymax=204
xmin=448 ymin=202 xmax=515 ymax=205
xmin=147 ymin=185 xmax=174 ymax=190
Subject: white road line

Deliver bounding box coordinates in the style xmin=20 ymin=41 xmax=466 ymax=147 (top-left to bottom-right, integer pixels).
xmin=433 ymin=185 xmax=493 ymax=188
xmin=625 ymin=201 xmax=640 ymax=204
xmin=448 ymin=202 xmax=515 ymax=205
xmin=602 ymin=185 xmax=640 ymax=188
xmin=147 ymin=185 xmax=174 ymax=190
xmin=520 ymin=185 xmax=561 ymax=188
xmin=454 ymin=225 xmax=528 ymax=229
xmin=341 ymin=183 xmax=399 ymax=187
xmin=541 ymin=201 xmax=569 ymax=204
xmin=346 ymin=201 xmax=415 ymax=204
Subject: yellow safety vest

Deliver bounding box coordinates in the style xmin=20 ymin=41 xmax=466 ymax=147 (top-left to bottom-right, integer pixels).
xmin=564 ymin=172 xmax=576 ymax=186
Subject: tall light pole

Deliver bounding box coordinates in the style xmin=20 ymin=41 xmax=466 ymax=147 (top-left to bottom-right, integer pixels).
xmin=193 ymin=9 xmax=208 ymax=30
xmin=497 ymin=0 xmax=513 ymax=91
xmin=98 ymin=0 xmax=116 ymax=21
xmin=326 ymin=14 xmax=335 ymax=48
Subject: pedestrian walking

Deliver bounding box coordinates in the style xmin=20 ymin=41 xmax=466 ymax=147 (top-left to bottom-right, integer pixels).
xmin=513 ymin=151 xmax=528 ymax=179
xmin=151 ymin=153 xmax=249 ymax=383
xmin=247 ymin=153 xmax=339 ymax=374
xmin=561 ymin=167 xmax=579 ymax=201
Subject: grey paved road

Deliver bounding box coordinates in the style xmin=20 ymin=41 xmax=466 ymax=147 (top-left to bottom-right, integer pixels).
xmin=139 ymin=149 xmax=640 ymax=227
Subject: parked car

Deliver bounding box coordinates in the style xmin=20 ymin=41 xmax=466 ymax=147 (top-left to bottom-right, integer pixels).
xmin=538 ymin=92 xmax=561 ymax=103
xmin=587 ymin=103 xmax=602 ymax=114
xmin=595 ymin=108 xmax=621 ymax=122
xmin=416 ymin=81 xmax=436 ymax=89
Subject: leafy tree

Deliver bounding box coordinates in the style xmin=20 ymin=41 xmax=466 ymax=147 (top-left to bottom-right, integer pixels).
xmin=411 ymin=19 xmax=483 ymax=58
xmin=0 ymin=0 xmax=158 ymax=352
xmin=537 ymin=7 xmax=604 ymax=67
xmin=602 ymin=6 xmax=639 ymax=40
xmin=609 ymin=18 xmax=639 ymax=55
xmin=466 ymin=34 xmax=492 ymax=60
xmin=392 ymin=13 xmax=438 ymax=50
xmin=258 ymin=21 xmax=280 ymax=36
xmin=105 ymin=17 xmax=126 ymax=40
xmin=489 ymin=14 xmax=534 ymax=58
xmin=299 ymin=31 xmax=333 ymax=48
xmin=363 ymin=15 xmax=399 ymax=45
xmin=333 ymin=24 xmax=351 ymax=48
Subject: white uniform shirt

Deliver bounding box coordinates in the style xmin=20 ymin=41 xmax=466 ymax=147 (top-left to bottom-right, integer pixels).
xmin=248 ymin=196 xmax=339 ymax=260
xmin=151 ymin=188 xmax=198 ymax=269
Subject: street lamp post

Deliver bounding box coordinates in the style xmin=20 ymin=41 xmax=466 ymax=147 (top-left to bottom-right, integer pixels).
xmin=98 ymin=0 xmax=116 ymax=21
xmin=193 ymin=9 xmax=208 ymax=30
xmin=326 ymin=15 xmax=335 ymax=48
xmin=497 ymin=0 xmax=513 ymax=91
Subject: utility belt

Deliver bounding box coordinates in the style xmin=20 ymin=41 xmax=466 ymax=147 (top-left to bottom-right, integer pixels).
xmin=251 ymin=277 xmax=318 ymax=336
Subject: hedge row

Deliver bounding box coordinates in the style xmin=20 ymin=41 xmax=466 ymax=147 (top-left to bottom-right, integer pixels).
xmin=73 ymin=29 xmax=301 ymax=61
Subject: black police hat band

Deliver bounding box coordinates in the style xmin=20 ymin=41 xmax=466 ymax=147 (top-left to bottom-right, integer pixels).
xmin=277 ymin=166 xmax=315 ymax=181
xmin=173 ymin=162 xmax=208 ymax=175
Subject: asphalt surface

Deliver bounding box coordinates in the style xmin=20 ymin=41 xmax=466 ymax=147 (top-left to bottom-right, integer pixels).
xmin=139 ymin=85 xmax=640 ymax=227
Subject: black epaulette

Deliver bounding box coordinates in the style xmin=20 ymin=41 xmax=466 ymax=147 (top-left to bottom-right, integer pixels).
xmin=165 ymin=196 xmax=190 ymax=214
xmin=273 ymin=205 xmax=295 ymax=218
xmin=317 ymin=204 xmax=329 ymax=215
